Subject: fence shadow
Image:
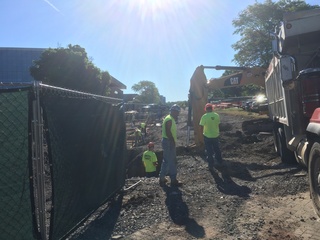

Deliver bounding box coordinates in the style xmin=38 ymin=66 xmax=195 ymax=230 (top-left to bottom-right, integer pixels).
xmin=69 ymin=193 xmax=123 ymax=240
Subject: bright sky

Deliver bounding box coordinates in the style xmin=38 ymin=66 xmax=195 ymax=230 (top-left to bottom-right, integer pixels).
xmin=1 ymin=0 xmax=318 ymax=102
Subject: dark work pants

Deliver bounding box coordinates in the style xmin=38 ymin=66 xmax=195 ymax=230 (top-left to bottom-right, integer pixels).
xmin=204 ymin=136 xmax=222 ymax=168
xmin=146 ymin=171 xmax=157 ymax=178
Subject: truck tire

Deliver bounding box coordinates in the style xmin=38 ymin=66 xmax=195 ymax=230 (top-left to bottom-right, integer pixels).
xmin=276 ymin=128 xmax=296 ymax=164
xmin=308 ymin=142 xmax=320 ymax=217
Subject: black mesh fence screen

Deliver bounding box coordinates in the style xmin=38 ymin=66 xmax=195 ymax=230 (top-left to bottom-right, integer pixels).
xmin=0 ymin=88 xmax=36 ymax=240
xmin=41 ymin=89 xmax=127 ymax=240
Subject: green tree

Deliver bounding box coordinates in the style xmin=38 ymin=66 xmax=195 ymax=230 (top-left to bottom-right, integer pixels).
xmin=211 ymin=0 xmax=319 ymax=99
xmin=131 ymin=81 xmax=160 ymax=104
xmin=30 ymin=44 xmax=111 ymax=95
xmin=232 ymin=0 xmax=318 ymax=67
xmin=208 ymin=88 xmax=225 ymax=99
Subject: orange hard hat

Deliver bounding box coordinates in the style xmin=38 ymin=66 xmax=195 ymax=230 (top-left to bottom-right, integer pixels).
xmin=204 ymin=103 xmax=213 ymax=111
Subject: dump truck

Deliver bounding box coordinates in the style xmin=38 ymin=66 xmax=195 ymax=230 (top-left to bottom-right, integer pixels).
xmin=266 ymin=8 xmax=320 ymax=216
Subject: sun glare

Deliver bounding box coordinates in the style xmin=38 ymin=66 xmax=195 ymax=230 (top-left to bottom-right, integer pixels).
xmin=130 ymin=0 xmax=179 ymax=19
xmin=136 ymin=0 xmax=168 ymax=11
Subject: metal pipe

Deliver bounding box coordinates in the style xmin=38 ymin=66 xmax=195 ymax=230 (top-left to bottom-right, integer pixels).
xmin=32 ymin=81 xmax=47 ymax=240
xmin=123 ymin=180 xmax=142 ymax=191
xmin=202 ymin=65 xmax=247 ymax=71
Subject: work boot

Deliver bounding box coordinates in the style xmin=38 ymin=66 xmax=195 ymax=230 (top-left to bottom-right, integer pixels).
xmin=159 ymin=178 xmax=168 ymax=187
xmin=170 ymin=179 xmax=183 ymax=187
xmin=215 ymin=161 xmax=225 ymax=168
xmin=208 ymin=166 xmax=214 ymax=172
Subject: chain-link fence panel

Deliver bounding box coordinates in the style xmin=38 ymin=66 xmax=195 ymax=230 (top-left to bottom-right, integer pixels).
xmin=40 ymin=86 xmax=127 ymax=240
xmin=0 ymin=88 xmax=38 ymax=240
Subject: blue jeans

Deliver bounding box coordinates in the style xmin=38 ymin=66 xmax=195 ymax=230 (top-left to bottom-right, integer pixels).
xmin=159 ymin=138 xmax=177 ymax=181
xmin=204 ymin=136 xmax=222 ymax=168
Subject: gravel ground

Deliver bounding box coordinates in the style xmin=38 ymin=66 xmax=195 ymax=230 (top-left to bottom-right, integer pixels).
xmin=68 ymin=108 xmax=310 ymax=240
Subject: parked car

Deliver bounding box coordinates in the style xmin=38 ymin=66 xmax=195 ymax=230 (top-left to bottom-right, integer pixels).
xmin=245 ymin=101 xmax=253 ymax=111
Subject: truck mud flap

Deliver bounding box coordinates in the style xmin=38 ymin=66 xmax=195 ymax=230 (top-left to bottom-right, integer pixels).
xmin=242 ymin=118 xmax=273 ymax=135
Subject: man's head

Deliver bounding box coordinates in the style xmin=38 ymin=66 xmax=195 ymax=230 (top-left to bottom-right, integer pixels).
xmin=205 ymin=103 xmax=213 ymax=112
xmin=147 ymin=142 xmax=155 ymax=150
xmin=170 ymin=104 xmax=181 ymax=120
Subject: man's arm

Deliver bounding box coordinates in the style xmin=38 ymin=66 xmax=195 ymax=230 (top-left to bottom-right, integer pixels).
xmin=199 ymin=115 xmax=204 ymax=135
xmin=199 ymin=125 xmax=204 ymax=135
xmin=153 ymin=154 xmax=158 ymax=166
xmin=142 ymin=153 xmax=146 ymax=167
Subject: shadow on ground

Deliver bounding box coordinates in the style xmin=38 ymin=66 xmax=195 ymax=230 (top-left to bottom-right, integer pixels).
xmin=72 ymin=193 xmax=123 ymax=240
xmin=163 ymin=186 xmax=205 ymax=238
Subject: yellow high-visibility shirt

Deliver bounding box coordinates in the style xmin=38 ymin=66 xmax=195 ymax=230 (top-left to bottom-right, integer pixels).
xmin=142 ymin=150 xmax=158 ymax=172
xmin=199 ymin=112 xmax=220 ymax=138
xmin=161 ymin=114 xmax=177 ymax=142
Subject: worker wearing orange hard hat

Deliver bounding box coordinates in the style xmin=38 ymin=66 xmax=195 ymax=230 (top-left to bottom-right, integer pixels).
xmin=199 ymin=103 xmax=224 ymax=170
xmin=142 ymin=142 xmax=158 ymax=178
xmin=204 ymin=103 xmax=214 ymax=111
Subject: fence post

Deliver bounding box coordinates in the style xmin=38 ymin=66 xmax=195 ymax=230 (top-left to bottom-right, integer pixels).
xmin=32 ymin=81 xmax=47 ymax=240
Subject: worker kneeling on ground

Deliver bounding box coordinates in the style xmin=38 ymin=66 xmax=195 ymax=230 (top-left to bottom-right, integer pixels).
xmin=142 ymin=142 xmax=158 ymax=178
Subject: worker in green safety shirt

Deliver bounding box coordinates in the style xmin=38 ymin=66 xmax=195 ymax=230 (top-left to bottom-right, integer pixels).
xmin=141 ymin=122 xmax=147 ymax=138
xmin=142 ymin=142 xmax=158 ymax=178
xmin=159 ymin=104 xmax=182 ymax=187
xmin=199 ymin=103 xmax=224 ymax=170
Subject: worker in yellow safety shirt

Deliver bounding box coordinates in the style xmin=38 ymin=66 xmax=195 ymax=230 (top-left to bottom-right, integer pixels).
xmin=159 ymin=104 xmax=182 ymax=187
xmin=199 ymin=103 xmax=224 ymax=170
xmin=140 ymin=122 xmax=146 ymax=144
xmin=140 ymin=122 xmax=147 ymax=137
xmin=142 ymin=142 xmax=158 ymax=178
xmin=134 ymin=127 xmax=142 ymax=146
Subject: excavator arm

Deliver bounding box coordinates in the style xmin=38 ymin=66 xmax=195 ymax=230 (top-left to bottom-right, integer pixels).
xmin=188 ymin=65 xmax=266 ymax=148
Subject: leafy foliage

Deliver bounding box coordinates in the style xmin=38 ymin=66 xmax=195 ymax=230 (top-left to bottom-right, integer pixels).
xmin=30 ymin=44 xmax=111 ymax=95
xmin=210 ymin=0 xmax=319 ymax=99
xmin=232 ymin=0 xmax=318 ymax=67
xmin=131 ymin=81 xmax=161 ymax=104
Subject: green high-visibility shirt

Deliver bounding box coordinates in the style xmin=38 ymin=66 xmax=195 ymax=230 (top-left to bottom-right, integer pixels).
xmin=162 ymin=114 xmax=177 ymax=142
xmin=135 ymin=129 xmax=141 ymax=136
xmin=142 ymin=150 xmax=158 ymax=172
xmin=199 ymin=112 xmax=220 ymax=138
